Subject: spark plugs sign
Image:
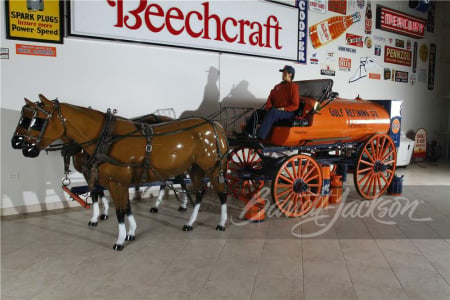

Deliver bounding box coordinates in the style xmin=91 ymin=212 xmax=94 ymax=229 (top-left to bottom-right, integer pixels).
xmin=71 ymin=0 xmax=299 ymax=61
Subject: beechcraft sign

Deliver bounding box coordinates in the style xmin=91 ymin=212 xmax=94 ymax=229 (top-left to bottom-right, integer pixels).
xmin=71 ymin=0 xmax=299 ymax=61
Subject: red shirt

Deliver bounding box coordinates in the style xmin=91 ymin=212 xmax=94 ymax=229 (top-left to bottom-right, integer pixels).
xmin=265 ymin=81 xmax=300 ymax=112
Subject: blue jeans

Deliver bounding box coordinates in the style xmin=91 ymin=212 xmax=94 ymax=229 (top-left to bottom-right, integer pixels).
xmin=256 ymin=109 xmax=294 ymax=140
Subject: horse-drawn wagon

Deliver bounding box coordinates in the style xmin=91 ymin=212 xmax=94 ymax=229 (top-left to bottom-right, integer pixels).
xmin=10 ymin=78 xmax=397 ymax=249
xmin=222 ymin=79 xmax=397 ymax=217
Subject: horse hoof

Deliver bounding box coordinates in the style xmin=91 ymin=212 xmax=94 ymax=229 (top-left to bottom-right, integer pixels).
xmin=88 ymin=221 xmax=98 ymax=227
xmin=183 ymin=225 xmax=193 ymax=231
xmin=150 ymin=207 xmax=159 ymax=214
xmin=100 ymin=214 xmax=109 ymax=220
xmin=216 ymin=225 xmax=226 ymax=231
xmin=125 ymin=235 xmax=135 ymax=241
xmin=113 ymin=244 xmax=124 ymax=251
xmin=178 ymin=207 xmax=187 ymax=212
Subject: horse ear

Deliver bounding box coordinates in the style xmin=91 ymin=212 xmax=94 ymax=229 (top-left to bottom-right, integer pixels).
xmin=39 ymin=94 xmax=53 ymax=107
xmin=24 ymin=98 xmax=37 ymax=108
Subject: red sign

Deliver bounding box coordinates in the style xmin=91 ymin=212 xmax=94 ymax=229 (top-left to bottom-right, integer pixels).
xmin=338 ymin=57 xmax=351 ymax=71
xmin=384 ymin=46 xmax=411 ymax=66
xmin=413 ymin=128 xmax=427 ymax=159
xmin=16 ymin=44 xmax=56 ymax=57
xmin=328 ymin=0 xmax=347 ymax=15
xmin=376 ymin=5 xmax=426 ymax=38
xmin=345 ymin=33 xmax=363 ymax=47
xmin=369 ymin=73 xmax=381 ymax=80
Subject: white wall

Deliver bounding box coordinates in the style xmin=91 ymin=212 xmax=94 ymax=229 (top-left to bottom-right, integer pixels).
xmin=1 ymin=0 xmax=449 ymax=214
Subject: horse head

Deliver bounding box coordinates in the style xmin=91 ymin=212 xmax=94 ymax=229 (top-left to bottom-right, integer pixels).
xmin=21 ymin=94 xmax=66 ymax=157
xmin=11 ymin=98 xmax=38 ymax=150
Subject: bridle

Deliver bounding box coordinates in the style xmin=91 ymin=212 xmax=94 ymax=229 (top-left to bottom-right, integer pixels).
xmin=24 ymin=99 xmax=67 ymax=149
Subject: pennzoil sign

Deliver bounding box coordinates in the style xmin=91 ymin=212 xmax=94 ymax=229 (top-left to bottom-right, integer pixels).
xmin=384 ymin=46 xmax=411 ymax=67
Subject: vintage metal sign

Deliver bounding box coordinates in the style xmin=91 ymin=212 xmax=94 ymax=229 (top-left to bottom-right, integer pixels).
xmin=309 ymin=0 xmax=326 ymax=14
xmin=428 ymin=43 xmax=436 ymax=90
xmin=328 ymin=0 xmax=347 ymax=15
xmin=346 ymin=33 xmax=363 ymax=47
xmin=338 ymin=57 xmax=351 ymax=71
xmin=394 ymin=70 xmax=408 ymax=83
xmin=412 ymin=41 xmax=418 ymax=73
xmin=384 ymin=46 xmax=411 ymax=66
xmin=71 ymin=0 xmax=299 ymax=61
xmin=5 ymin=0 xmax=63 ymax=43
xmin=0 ymin=48 xmax=9 ymax=59
xmin=376 ymin=5 xmax=426 ymax=39
xmin=16 ymin=44 xmax=57 ymax=57
xmin=297 ymin=0 xmax=308 ymax=64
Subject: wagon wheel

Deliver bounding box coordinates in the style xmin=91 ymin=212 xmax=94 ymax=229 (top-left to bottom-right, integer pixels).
xmin=272 ymin=154 xmax=322 ymax=217
xmin=226 ymin=147 xmax=264 ymax=202
xmin=354 ymin=133 xmax=397 ymax=200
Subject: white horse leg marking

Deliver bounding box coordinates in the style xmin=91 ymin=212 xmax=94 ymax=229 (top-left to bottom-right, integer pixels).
xmin=101 ymin=196 xmax=109 ymax=216
xmin=219 ymin=203 xmax=227 ymax=227
xmin=116 ymin=223 xmax=126 ymax=246
xmin=180 ymin=188 xmax=188 ymax=209
xmin=186 ymin=203 xmax=200 ymax=227
xmin=90 ymin=202 xmax=99 ymax=223
xmin=153 ymin=186 xmax=165 ymax=209
xmin=127 ymin=215 xmax=137 ymax=237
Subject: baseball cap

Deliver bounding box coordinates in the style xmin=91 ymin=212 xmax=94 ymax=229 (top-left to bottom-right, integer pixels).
xmin=279 ymin=65 xmax=295 ymax=77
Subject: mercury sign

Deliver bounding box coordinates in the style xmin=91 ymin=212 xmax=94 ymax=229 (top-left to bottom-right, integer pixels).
xmin=71 ymin=0 xmax=299 ymax=61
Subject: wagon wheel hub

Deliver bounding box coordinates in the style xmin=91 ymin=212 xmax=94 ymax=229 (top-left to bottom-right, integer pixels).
xmin=374 ymin=161 xmax=387 ymax=173
xmin=293 ymin=179 xmax=309 ymax=194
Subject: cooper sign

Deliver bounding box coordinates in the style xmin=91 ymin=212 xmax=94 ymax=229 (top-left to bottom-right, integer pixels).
xmin=71 ymin=0 xmax=299 ymax=61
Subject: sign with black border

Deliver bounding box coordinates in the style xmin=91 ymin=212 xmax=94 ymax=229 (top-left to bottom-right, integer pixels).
xmin=5 ymin=0 xmax=64 ymax=44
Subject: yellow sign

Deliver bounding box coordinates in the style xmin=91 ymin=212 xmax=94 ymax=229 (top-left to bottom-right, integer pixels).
xmin=6 ymin=0 xmax=63 ymax=43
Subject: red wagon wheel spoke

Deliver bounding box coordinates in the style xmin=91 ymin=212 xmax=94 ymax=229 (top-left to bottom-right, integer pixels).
xmin=360 ymin=159 xmax=374 ymax=167
xmin=354 ymin=134 xmax=397 ymax=200
xmin=272 ymin=154 xmax=322 ymax=217
xmin=226 ymin=147 xmax=264 ymax=201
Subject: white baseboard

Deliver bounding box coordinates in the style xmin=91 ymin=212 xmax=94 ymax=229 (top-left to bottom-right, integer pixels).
xmin=1 ymin=201 xmax=81 ymax=216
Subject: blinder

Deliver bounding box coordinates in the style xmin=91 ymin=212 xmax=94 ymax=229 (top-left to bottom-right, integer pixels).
xmin=23 ymin=99 xmax=65 ymax=151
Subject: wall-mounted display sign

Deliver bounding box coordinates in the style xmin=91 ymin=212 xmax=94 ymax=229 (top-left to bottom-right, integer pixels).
xmin=71 ymin=1 xmax=299 ymax=62
xmin=0 ymin=48 xmax=9 ymax=59
xmin=376 ymin=5 xmax=426 ymax=39
xmin=346 ymin=33 xmax=363 ymax=47
xmin=394 ymin=70 xmax=408 ymax=83
xmin=297 ymin=0 xmax=308 ymax=64
xmin=428 ymin=43 xmax=436 ymax=90
xmin=413 ymin=128 xmax=427 ymax=159
xmin=5 ymin=0 xmax=63 ymax=43
xmin=309 ymin=0 xmax=326 ymax=14
xmin=16 ymin=44 xmax=57 ymax=57
xmin=338 ymin=57 xmax=351 ymax=71
xmin=412 ymin=42 xmax=418 ymax=73
xmin=384 ymin=46 xmax=411 ymax=66
xmin=419 ymin=43 xmax=429 ymax=62
xmin=309 ymin=12 xmax=360 ymax=49
xmin=328 ymin=0 xmax=347 ymax=15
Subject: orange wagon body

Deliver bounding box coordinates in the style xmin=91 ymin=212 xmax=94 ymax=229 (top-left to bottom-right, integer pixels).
xmin=267 ymin=97 xmax=391 ymax=146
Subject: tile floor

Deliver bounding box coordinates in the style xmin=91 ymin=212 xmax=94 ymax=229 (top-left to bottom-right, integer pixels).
xmin=2 ymin=161 xmax=450 ymax=300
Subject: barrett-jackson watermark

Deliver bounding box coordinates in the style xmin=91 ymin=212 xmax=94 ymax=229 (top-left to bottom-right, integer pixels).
xmin=230 ymin=187 xmax=432 ymax=238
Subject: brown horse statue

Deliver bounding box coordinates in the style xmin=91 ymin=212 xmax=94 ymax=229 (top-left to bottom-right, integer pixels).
xmin=20 ymin=95 xmax=229 ymax=250
xmin=12 ymin=100 xmax=189 ymax=226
